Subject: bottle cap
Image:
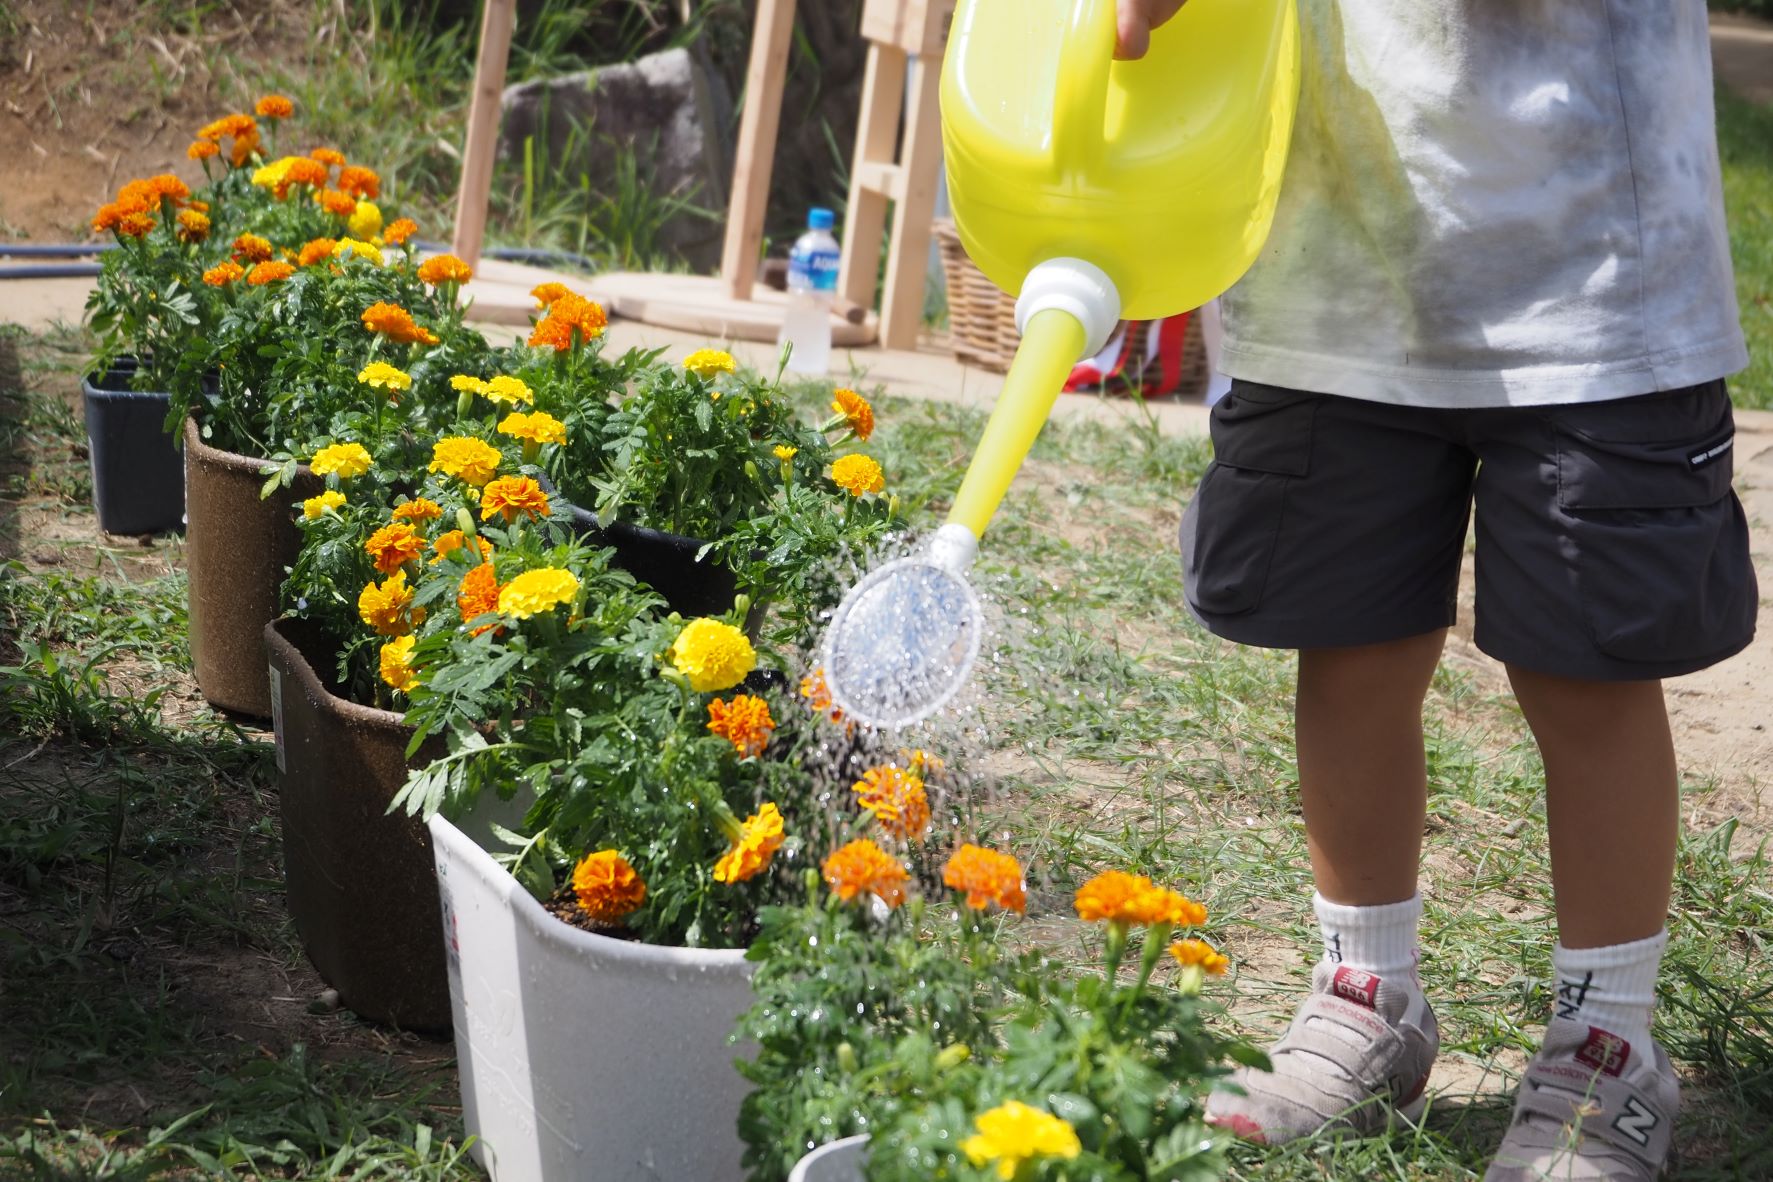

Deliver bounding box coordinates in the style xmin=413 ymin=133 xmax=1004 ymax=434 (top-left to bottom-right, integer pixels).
xmin=808 ymin=207 xmax=836 ymax=231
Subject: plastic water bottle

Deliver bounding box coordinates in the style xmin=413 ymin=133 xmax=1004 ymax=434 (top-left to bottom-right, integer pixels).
xmin=780 ymin=207 xmax=841 ymax=374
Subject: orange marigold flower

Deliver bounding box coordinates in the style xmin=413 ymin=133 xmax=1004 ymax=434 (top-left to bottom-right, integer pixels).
xmin=531 ymin=281 xmax=571 ymax=307
xmin=233 ymin=233 xmax=273 ymax=264
xmin=456 ymin=561 xmax=502 ymax=635
xmin=283 ymin=157 xmax=328 ymax=191
xmin=364 ymin=522 xmax=425 ymax=575
xmin=297 ymin=237 xmax=339 ymax=267
xmin=246 ymin=260 xmax=295 ymax=286
xmin=431 ymin=529 xmax=493 ymax=565
xmin=571 ymin=850 xmax=647 ymax=925
xmin=122 ymin=174 xmax=190 ymax=207
xmin=798 ymin=667 xmax=844 ymax=725
xmin=361 ymin=301 xmax=439 ymax=346
xmin=116 ymin=211 xmax=156 ymax=239
xmin=391 ymin=498 xmax=443 ymax=524
xmin=255 ymin=94 xmax=294 ymax=119
xmin=417 ymin=254 xmax=472 ymax=286
xmin=831 ymin=388 xmax=875 ymax=441
xmin=383 ymin=217 xmax=419 ymax=246
xmin=822 ymin=838 xmax=910 ymax=909
xmin=187 ymin=140 xmax=220 ymax=161
xmin=707 ymin=694 xmax=775 ymax=759
xmin=309 ymin=147 xmax=346 ymax=168
xmin=1169 ymin=938 xmax=1230 ymax=976
xmin=853 ymin=765 xmax=931 ymax=842
xmin=202 ymin=261 xmax=244 ymax=286
xmin=317 ymin=188 xmax=358 ymax=217
xmin=176 ymin=209 xmax=210 ymax=242
xmin=1073 ymin=870 xmax=1208 ymax=927
xmin=231 ymin=131 xmax=261 ymax=168
xmin=336 ymin=164 xmax=380 ymax=200
xmin=358 ymin=570 xmax=423 ymax=637
xmin=713 ymin=802 xmax=784 ymax=885
xmin=91 ymin=202 xmax=133 ymax=235
xmin=198 ymin=113 xmax=256 ymax=142
xmin=188 ymin=200 xmax=209 ymax=213
xmin=942 ymin=844 xmax=1027 ymax=914
xmin=527 ymin=293 xmax=607 ymax=351
xmin=479 ymin=475 xmax=550 ymax=523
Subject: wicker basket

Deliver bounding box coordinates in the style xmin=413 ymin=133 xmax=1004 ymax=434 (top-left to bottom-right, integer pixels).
xmin=932 ymin=218 xmax=1209 ymax=398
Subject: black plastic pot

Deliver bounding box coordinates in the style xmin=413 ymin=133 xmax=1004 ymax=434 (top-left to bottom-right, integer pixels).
xmin=81 ymin=358 xmax=185 ymax=535
xmin=565 ymin=503 xmax=744 ymax=620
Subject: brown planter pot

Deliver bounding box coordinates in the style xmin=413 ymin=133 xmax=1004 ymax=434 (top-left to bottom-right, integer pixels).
xmin=264 ymin=616 xmax=452 ymax=1033
xmin=184 ymin=418 xmax=321 ymax=717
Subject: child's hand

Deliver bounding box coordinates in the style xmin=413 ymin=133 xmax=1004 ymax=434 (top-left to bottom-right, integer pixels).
xmin=1116 ymin=0 xmax=1187 ymax=60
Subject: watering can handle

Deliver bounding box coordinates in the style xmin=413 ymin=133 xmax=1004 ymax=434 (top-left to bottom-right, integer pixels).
xmin=1051 ymin=0 xmax=1117 ymax=173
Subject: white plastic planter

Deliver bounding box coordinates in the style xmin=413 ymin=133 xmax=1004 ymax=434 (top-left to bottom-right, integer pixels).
xmin=788 ymin=1135 xmax=870 ymax=1182
xmin=429 ymin=815 xmax=756 ymax=1181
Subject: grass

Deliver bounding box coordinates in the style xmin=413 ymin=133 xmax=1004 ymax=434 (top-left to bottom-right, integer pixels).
xmin=1719 ymin=85 xmax=1773 ymax=411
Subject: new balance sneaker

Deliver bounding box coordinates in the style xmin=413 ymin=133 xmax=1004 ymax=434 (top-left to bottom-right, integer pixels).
xmin=1206 ymin=962 xmax=1440 ymax=1143
xmin=1484 ymin=1019 xmax=1679 ymax=1181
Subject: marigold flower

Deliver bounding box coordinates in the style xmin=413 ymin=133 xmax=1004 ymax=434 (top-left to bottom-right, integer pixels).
xmin=309 ymin=441 xmax=372 ymax=480
xmin=358 ymin=570 xmax=422 ymax=636
xmin=391 ymin=498 xmax=442 ymax=524
xmin=772 ymin=445 xmax=798 ymax=461
xmin=255 ymin=94 xmax=294 ymax=119
xmin=136 ymin=173 xmax=190 ymax=205
xmin=456 ymin=561 xmax=502 ymax=633
xmin=357 ymin=361 xmax=412 ymax=392
xmin=527 ymin=293 xmax=607 ymax=351
xmin=175 ymin=209 xmax=210 ymax=242
xmin=91 ymin=202 xmax=133 ymax=235
xmin=852 ymin=765 xmax=930 ymax=842
xmin=707 ymin=694 xmax=775 ymax=759
xmin=960 ymin=1102 xmax=1081 ymax=1180
xmin=432 ymin=529 xmax=493 ymax=565
xmin=337 ymin=164 xmax=380 ymax=200
xmin=232 ymin=233 xmax=273 ymax=264
xmin=531 ymin=281 xmax=571 ymax=307
xmin=428 ymin=436 xmax=502 ymax=486
xmin=831 ymin=388 xmax=875 ymax=440
xmin=383 ymin=217 xmax=419 ymax=246
xmin=229 ymin=129 xmax=261 ymax=168
xmin=669 ymin=618 xmax=756 ymax=693
xmin=198 ymin=112 xmax=257 ymax=143
xmin=246 ymin=260 xmax=295 ymax=286
xmin=310 ymin=147 xmax=346 ymax=167
xmin=379 ymin=634 xmax=418 ymax=693
xmin=116 ymin=212 xmax=156 ymax=238
xmin=942 ymin=844 xmax=1027 ymax=914
xmin=682 ymin=348 xmax=736 ymax=380
xmin=1169 ymin=938 xmax=1230 ymax=976
xmin=480 ymin=475 xmax=550 ymax=523
xmin=571 ymin=850 xmax=647 ymax=925
xmin=713 ymin=802 xmax=784 ymax=884
xmin=252 ymin=156 xmax=325 ymax=198
xmin=799 ymin=667 xmax=844 ymax=725
xmin=1073 ymin=870 xmax=1207 ymax=927
xmin=333 ymin=237 xmax=383 ymax=265
xmin=497 ymin=410 xmax=566 ymax=447
xmin=450 ymin=374 xmax=488 ymax=396
xmin=830 ymin=454 xmax=885 ymax=497
xmin=483 ymin=375 xmax=534 ymax=406
xmin=297 ymin=237 xmax=338 ymax=267
xmin=202 ymin=260 xmax=244 ymax=287
xmin=361 ymin=301 xmax=439 ymax=345
xmin=347 ymin=200 xmax=383 ymax=240
xmin=418 ymin=254 xmax=473 ymax=286
xmin=187 ymin=200 xmax=209 ymax=213
xmin=188 ymin=140 xmax=220 ymax=161
xmin=301 ymin=489 xmax=346 ymax=519
xmin=498 ymin=568 xmax=579 ymax=619
xmin=365 ymin=522 xmax=425 ymax=575
xmin=318 ymin=188 xmax=359 ymax=217
xmin=822 ymin=838 xmax=909 ymax=909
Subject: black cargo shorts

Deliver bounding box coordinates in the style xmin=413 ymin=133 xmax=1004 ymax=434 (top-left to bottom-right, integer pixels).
xmin=1179 ymin=379 xmax=1758 ymax=681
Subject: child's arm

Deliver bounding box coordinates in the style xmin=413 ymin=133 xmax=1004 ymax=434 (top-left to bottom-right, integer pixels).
xmin=1116 ymin=0 xmax=1188 ymax=60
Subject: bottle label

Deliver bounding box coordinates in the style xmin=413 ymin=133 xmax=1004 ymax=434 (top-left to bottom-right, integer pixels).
xmin=790 ymin=244 xmax=841 ymax=293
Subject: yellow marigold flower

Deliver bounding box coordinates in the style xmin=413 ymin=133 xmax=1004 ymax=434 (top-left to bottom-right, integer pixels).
xmin=497 ymin=411 xmax=566 ymax=447
xmin=527 ymin=293 xmax=607 ymax=351
xmin=483 ymin=375 xmax=534 ymax=406
xmin=852 ymin=765 xmax=930 ymax=842
xmin=365 ymin=521 xmax=425 ymax=575
xmin=357 ymin=361 xmax=412 ymax=392
xmin=309 ymin=441 xmax=372 ymax=479
xmin=498 ymin=567 xmax=579 ymax=619
xmin=347 ymin=200 xmax=383 ymax=240
xmin=1169 ymin=938 xmax=1231 ymax=976
xmin=942 ymin=844 xmax=1027 ymax=914
xmin=362 ymin=301 xmax=438 ymax=345
xmin=707 ymin=694 xmax=775 ymax=759
xmin=1073 ymin=870 xmax=1207 ymax=927
xmin=799 ymin=667 xmax=844 ymax=725
xmin=333 ymin=236 xmax=384 ymax=264
xmin=417 ymin=254 xmax=473 ymax=286
xmin=187 ymin=140 xmax=220 ymax=161
xmin=830 ymin=454 xmax=885 ymax=497
xmin=232 ymin=233 xmax=273 ymax=263
xmin=772 ymin=445 xmax=798 ymax=461
xmin=428 ymin=436 xmax=502 ymax=487
xmin=297 ymin=238 xmax=338 ymax=267
xmin=669 ymin=618 xmax=756 ymax=693
xmin=479 ymin=475 xmax=550 ymax=523
xmin=450 ymin=374 xmax=488 ymax=396
xmin=301 ymin=489 xmax=347 ymax=519
xmin=379 ymin=634 xmax=418 ymax=693
xmin=432 ymin=529 xmax=493 ymax=565
xmin=831 ymin=388 xmax=875 ymax=440
xmin=358 ymin=570 xmax=422 ymax=637
xmin=391 ymin=498 xmax=442 ymax=524
xmin=456 ymin=561 xmax=502 ymax=635
xmin=202 ymin=260 xmax=244 ymax=287
xmin=383 ymin=217 xmax=419 ymax=246
xmin=531 ymin=281 xmax=571 ymax=307
xmin=318 ymin=188 xmax=359 ymax=217
xmin=571 ymin=850 xmax=647 ymax=925
xmin=246 ymin=260 xmax=295 ymax=286
xmin=713 ymin=802 xmax=784 ymax=885
xmin=821 ymin=838 xmax=909 ymax=909
xmin=337 ymin=165 xmax=380 ymax=200
xmin=255 ymin=94 xmax=294 ymax=119
xmin=309 ymin=147 xmax=346 ymax=168
xmin=175 ymin=209 xmax=210 ymax=242
xmin=960 ymin=1102 xmax=1082 ymax=1180
xmin=682 ymin=348 xmax=736 ymax=380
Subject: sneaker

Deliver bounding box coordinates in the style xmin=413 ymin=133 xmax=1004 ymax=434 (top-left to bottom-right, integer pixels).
xmin=1483 ymin=1019 xmax=1679 ymax=1181
xmin=1206 ymin=962 xmax=1440 ymax=1144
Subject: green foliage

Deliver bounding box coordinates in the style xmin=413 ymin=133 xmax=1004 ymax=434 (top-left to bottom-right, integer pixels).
xmin=1717 ymin=84 xmax=1773 ymax=410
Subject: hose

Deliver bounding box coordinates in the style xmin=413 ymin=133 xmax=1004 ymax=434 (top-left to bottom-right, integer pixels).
xmin=0 ymin=264 xmax=103 ymax=279
xmin=0 ymin=243 xmax=113 ymax=258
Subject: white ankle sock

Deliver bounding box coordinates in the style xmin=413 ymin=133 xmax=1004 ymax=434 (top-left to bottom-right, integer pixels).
xmin=1313 ymin=892 xmax=1423 ymax=986
xmin=1550 ymin=929 xmax=1668 ymax=1054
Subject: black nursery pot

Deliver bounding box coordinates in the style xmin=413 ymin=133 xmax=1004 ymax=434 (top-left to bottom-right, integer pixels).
xmin=565 ymin=503 xmax=743 ymax=620
xmin=81 ymin=358 xmax=185 ymax=536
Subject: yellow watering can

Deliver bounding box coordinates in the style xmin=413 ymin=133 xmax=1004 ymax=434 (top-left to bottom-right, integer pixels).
xmin=825 ymin=0 xmax=1301 ymax=727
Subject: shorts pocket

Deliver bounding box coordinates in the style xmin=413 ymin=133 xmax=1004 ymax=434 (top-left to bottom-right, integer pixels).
xmin=1183 ymin=387 xmax=1319 ymax=617
xmin=1555 ymin=399 xmax=1756 ymax=667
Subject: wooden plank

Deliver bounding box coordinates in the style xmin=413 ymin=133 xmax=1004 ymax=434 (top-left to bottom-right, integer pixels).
xmin=451 ymin=0 xmax=518 ymax=271
xmin=837 ymin=42 xmax=907 ymax=313
xmin=582 ymin=272 xmax=878 ymax=347
xmin=861 ymin=0 xmax=952 ymax=56
xmin=879 ymin=51 xmax=944 ymax=350
xmin=718 ymin=0 xmax=798 ymax=300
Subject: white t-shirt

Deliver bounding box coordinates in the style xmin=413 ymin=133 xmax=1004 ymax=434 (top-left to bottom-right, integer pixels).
xmin=1219 ymin=0 xmax=1748 ymax=407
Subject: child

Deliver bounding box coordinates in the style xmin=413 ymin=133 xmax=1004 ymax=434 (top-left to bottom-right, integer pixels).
xmin=1116 ymin=1 xmax=1758 ymax=1178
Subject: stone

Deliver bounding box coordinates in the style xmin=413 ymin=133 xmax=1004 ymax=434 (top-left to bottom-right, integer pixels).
xmin=499 ymin=47 xmax=734 ymax=272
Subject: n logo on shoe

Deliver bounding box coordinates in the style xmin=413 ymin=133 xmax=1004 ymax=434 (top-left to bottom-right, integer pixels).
xmin=1575 ymin=1027 xmax=1631 ymax=1078
xmin=1331 ymin=966 xmax=1380 ymax=1009
xmin=1612 ymin=1097 xmax=1658 ymax=1147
